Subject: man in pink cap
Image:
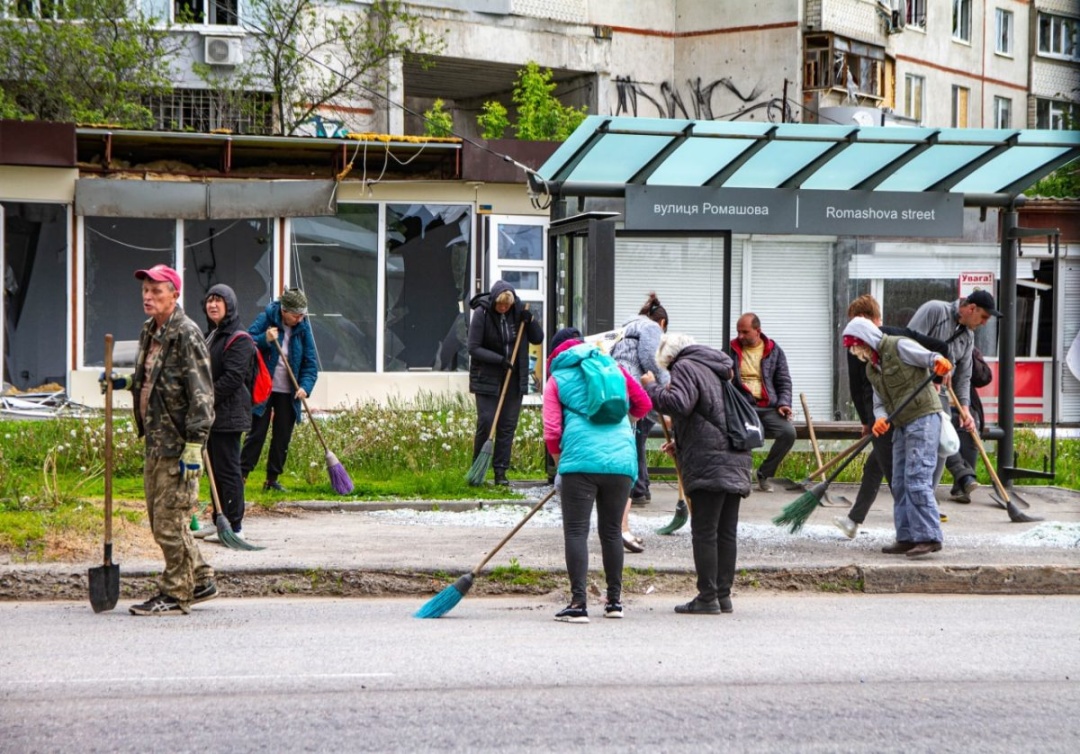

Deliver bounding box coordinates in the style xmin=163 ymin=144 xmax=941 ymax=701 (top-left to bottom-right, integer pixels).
xmin=100 ymin=263 xmax=217 ymax=615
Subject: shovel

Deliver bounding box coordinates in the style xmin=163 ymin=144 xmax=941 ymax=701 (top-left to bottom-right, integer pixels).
xmin=945 ymin=385 xmax=1041 ymax=524
xmin=89 ymin=334 xmax=120 ymax=613
xmin=800 ymin=393 xmax=844 ymax=506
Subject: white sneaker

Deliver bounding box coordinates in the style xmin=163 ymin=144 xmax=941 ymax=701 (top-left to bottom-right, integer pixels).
xmin=833 ymin=516 xmax=859 ymax=539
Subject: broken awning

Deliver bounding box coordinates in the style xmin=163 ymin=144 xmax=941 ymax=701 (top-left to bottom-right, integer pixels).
xmin=534 ymin=116 xmax=1080 ymax=203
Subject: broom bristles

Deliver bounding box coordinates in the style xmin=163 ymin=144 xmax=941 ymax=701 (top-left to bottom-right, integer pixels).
xmin=772 ymin=482 xmax=827 ymax=533
xmin=414 ymin=573 xmax=475 ymax=618
xmin=325 ymin=451 xmax=354 ymax=495
xmin=213 ymin=516 xmax=266 ymax=551
xmin=465 ymin=442 xmax=492 ymax=486
xmin=656 ymin=499 xmax=690 ymax=535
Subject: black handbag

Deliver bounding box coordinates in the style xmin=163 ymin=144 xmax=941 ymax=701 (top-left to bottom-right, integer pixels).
xmin=721 ymin=379 xmax=765 ymax=451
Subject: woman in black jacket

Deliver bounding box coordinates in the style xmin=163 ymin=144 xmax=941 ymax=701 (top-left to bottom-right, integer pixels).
xmin=203 ymin=284 xmax=256 ymax=535
xmin=467 ymin=280 xmax=544 ymax=485
xmin=643 ymin=333 xmax=752 ymax=614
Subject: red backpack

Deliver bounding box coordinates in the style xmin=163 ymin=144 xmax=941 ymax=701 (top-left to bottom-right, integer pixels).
xmin=225 ymin=331 xmax=273 ymax=405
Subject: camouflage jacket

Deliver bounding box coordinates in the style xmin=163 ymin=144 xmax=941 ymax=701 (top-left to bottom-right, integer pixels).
xmin=131 ymin=307 xmax=215 ymax=458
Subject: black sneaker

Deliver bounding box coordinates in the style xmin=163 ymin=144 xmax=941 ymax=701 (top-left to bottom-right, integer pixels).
xmin=493 ymin=472 xmax=510 ymax=486
xmin=263 ymin=480 xmax=287 ymax=492
xmin=674 ymin=598 xmax=722 ymax=615
xmin=193 ymin=581 xmax=218 ymax=604
xmin=554 ymin=604 xmax=589 ymax=623
xmin=129 ymin=593 xmax=190 ymax=616
xmin=604 ymin=601 xmax=624 ymax=619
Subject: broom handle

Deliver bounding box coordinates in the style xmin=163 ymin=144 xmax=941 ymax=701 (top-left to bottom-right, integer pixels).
xmin=822 ymin=372 xmax=938 ymax=485
xmin=473 ymin=489 xmax=556 ymax=575
xmin=945 ymin=383 xmax=1010 ymax=503
xmin=807 ymin=435 xmax=871 ymax=480
xmin=201 ymin=448 xmax=225 ymax=519
xmin=271 ymin=337 xmax=331 ymax=456
xmin=103 ymin=334 xmax=114 ymax=554
xmin=800 ymin=392 xmax=827 ymax=479
xmin=659 ymin=415 xmax=691 ymax=514
xmin=486 ymin=306 xmax=530 ymax=443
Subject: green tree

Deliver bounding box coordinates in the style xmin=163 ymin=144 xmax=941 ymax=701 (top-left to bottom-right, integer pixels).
xmin=511 ymin=61 xmax=587 ymax=141
xmin=422 ymin=98 xmax=454 ymax=137
xmin=242 ymin=0 xmax=445 ymax=136
xmin=476 ymin=100 xmax=509 ymax=139
xmin=0 ymin=0 xmax=179 ymax=127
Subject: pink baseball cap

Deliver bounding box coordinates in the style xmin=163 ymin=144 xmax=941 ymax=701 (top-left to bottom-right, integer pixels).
xmin=134 ymin=264 xmax=181 ymax=293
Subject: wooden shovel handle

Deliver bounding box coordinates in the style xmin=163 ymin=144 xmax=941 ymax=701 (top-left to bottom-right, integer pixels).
xmin=945 ymin=383 xmax=1009 ymax=504
xmin=800 ymin=393 xmax=826 ymax=480
xmin=103 ymin=334 xmax=114 ymax=554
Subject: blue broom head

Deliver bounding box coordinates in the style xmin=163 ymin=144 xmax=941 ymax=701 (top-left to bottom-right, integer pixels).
xmin=772 ymin=482 xmax=828 ymax=533
xmin=465 ymin=442 xmax=493 ymax=486
xmin=325 ymin=452 xmax=354 ymax=495
xmin=414 ymin=573 xmax=475 ymax=619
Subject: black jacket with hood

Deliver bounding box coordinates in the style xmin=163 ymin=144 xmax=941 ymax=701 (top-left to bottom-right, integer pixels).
xmin=203 ymin=283 xmax=255 ymax=433
xmin=645 ymin=343 xmax=753 ymax=497
xmin=467 ymin=280 xmax=544 ymax=396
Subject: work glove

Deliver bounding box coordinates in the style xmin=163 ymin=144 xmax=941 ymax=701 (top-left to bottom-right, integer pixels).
xmin=179 ymin=443 xmax=203 ymax=482
xmin=872 ymin=418 xmax=890 ymax=437
xmin=933 ymin=356 xmax=953 ymax=376
xmin=519 ymin=308 xmax=533 ymax=324
xmin=98 ymin=372 xmax=132 ymax=394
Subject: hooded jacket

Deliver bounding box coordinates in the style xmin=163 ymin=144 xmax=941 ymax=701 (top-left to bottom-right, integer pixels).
xmin=610 ymin=314 xmax=669 ymax=386
xmin=248 ymin=300 xmax=318 ymax=423
xmin=467 ymin=280 xmax=544 ymax=396
xmin=645 ymin=343 xmax=752 ymax=497
xmin=843 ymin=317 xmax=940 ymax=427
xmin=203 ymin=284 xmax=255 ymax=433
xmin=543 ymin=339 xmax=650 ymax=477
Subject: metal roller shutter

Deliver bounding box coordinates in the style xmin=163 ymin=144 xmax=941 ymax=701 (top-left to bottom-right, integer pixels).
xmin=1060 ymin=262 xmax=1080 ymax=422
xmin=745 ymin=239 xmax=834 ymax=424
xmin=613 ymin=236 xmax=742 ymax=348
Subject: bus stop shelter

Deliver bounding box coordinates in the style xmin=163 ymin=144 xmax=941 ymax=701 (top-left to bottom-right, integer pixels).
xmin=532 ymin=116 xmax=1080 ymax=492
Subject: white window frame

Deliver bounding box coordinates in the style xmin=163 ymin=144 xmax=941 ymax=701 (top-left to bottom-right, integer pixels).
xmin=953 ymin=0 xmax=972 ymax=43
xmin=993 ymin=96 xmax=1012 ymax=129
xmin=1036 ymin=98 xmax=1079 ymax=130
xmin=1037 ymin=12 xmax=1080 ymax=61
xmin=904 ymin=73 xmax=925 ymax=124
xmin=173 ymin=0 xmax=241 ymax=26
xmin=995 ymin=8 xmax=1014 ymax=56
xmin=906 ymin=0 xmax=927 ymax=30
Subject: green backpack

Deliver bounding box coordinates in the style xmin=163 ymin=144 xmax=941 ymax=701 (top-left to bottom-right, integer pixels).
xmin=577 ymin=348 xmax=630 ymax=424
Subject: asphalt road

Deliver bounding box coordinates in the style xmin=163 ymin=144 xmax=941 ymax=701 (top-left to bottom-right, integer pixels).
xmin=1 ymin=594 xmax=1078 ymax=753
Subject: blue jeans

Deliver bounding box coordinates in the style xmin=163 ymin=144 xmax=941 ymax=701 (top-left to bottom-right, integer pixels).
xmin=892 ymin=412 xmax=943 ymax=544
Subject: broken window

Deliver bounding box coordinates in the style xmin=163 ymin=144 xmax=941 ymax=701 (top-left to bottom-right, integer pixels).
xmin=803 ymin=34 xmax=884 ymax=98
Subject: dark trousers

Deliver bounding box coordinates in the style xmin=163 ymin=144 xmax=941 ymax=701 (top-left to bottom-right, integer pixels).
xmin=560 ymin=472 xmax=631 ymax=606
xmin=631 ymin=414 xmax=654 ymax=499
xmin=947 ymin=407 xmax=978 ymax=493
xmin=207 ymin=430 xmax=245 ymax=530
xmin=240 ymin=391 xmax=297 ymax=483
xmin=688 ymin=489 xmax=741 ymax=602
xmin=472 ymin=389 xmax=523 ymax=473
xmin=755 ymin=407 xmax=796 ymax=479
xmin=849 ymin=430 xmax=894 ymax=524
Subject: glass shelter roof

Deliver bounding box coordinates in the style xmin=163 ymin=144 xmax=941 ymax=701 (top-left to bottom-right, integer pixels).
xmin=535 ymin=117 xmax=1080 ymax=202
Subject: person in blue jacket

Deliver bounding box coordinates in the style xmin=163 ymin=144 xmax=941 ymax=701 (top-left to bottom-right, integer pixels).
xmin=240 ymin=288 xmax=318 ymax=492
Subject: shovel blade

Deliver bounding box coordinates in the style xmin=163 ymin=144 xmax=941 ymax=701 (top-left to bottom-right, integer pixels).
xmin=88 ymin=563 xmax=120 ymax=613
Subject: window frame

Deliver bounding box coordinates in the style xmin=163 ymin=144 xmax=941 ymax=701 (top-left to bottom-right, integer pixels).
xmin=1037 ymin=11 xmax=1080 ymax=61
xmin=995 ymin=8 xmax=1014 ymax=57
xmin=906 ymin=0 xmax=927 ymax=30
xmin=952 ymin=0 xmax=972 ymax=43
xmin=1036 ymin=98 xmax=1079 ymax=130
xmin=802 ymin=33 xmax=885 ymax=99
xmin=904 ymin=73 xmax=925 ymax=124
xmin=951 ymin=85 xmax=970 ymax=128
xmin=172 ymin=0 xmax=241 ymax=26
xmin=993 ymin=96 xmax=1012 ymax=129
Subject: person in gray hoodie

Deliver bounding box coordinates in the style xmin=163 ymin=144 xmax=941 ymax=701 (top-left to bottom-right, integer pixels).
xmin=842 ymin=317 xmax=953 ymax=558
xmin=643 ymin=333 xmax=752 ymax=615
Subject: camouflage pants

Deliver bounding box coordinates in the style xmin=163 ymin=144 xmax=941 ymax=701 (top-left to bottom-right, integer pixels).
xmin=144 ymin=455 xmax=214 ymax=606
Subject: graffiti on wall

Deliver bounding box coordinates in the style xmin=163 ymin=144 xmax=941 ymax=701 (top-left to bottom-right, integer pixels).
xmin=613 ymin=75 xmax=794 ymax=123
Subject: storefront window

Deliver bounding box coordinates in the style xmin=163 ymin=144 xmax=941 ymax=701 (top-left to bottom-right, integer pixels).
xmin=182 ymin=218 xmax=273 ymax=328
xmin=83 ymin=217 xmax=174 ymax=367
xmin=384 ymin=204 xmax=471 ymax=372
xmin=292 ymin=206 xmax=379 ymax=372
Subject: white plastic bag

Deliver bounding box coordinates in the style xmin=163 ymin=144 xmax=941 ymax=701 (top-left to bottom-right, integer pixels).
xmin=938 ymin=412 xmax=960 ymax=458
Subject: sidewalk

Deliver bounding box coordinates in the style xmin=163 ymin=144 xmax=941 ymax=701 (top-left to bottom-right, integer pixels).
xmin=2 ymin=480 xmax=1078 ymax=601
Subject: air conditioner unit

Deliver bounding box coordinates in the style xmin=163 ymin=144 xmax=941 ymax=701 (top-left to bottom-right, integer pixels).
xmin=204 ymin=37 xmax=243 ymax=66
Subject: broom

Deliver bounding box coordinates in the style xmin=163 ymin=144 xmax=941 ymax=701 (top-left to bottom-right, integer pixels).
xmin=415 ymin=489 xmax=556 ymax=618
xmin=774 ymin=372 xmax=937 ymax=533
xmin=202 ymin=449 xmax=264 ymax=551
xmin=655 ymin=416 xmax=692 ymax=535
xmin=466 ymin=308 xmax=529 ymax=486
xmin=272 ymin=338 xmax=353 ymax=495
